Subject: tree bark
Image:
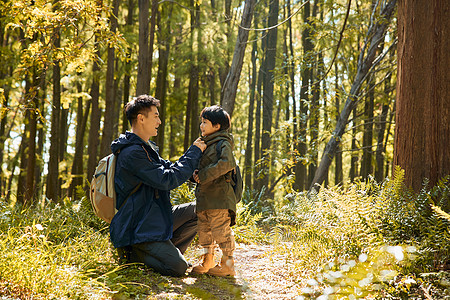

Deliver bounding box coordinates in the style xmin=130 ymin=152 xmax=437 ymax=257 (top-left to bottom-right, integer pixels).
xmin=244 ymin=11 xmax=259 ymax=191
xmin=87 ymin=7 xmax=102 ymax=185
xmin=394 ymin=0 xmax=450 ymax=191
xmin=100 ymin=0 xmax=120 ymax=158
xmin=360 ymin=80 xmax=374 ymax=178
xmin=155 ymin=5 xmax=172 ymax=154
xmin=294 ymin=0 xmax=312 ymax=191
xmin=334 ymin=63 xmax=343 ymax=185
xmin=46 ymin=32 xmax=61 ymax=202
xmin=136 ymin=0 xmax=150 ymax=95
xmin=221 ymin=0 xmax=256 ymax=117
xmin=260 ymin=0 xmax=278 ymax=190
xmin=310 ymin=0 xmax=397 ymax=191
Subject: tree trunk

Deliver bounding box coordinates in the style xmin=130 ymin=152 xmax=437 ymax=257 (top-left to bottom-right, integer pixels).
xmin=122 ymin=0 xmax=134 ymax=133
xmin=260 ymin=0 xmax=278 ymax=190
xmin=148 ymin=0 xmax=158 ymax=92
xmin=218 ymin=0 xmax=232 ymax=100
xmin=58 ymin=106 xmax=69 ymax=198
xmin=100 ymin=0 xmax=120 ymax=158
xmin=349 ymin=107 xmax=358 ymax=182
xmin=17 ymin=83 xmax=31 ymax=205
xmin=253 ymin=40 xmax=265 ymax=192
xmin=334 ymin=63 xmax=343 ymax=185
xmin=294 ymin=0 xmax=312 ymax=191
xmin=25 ymin=74 xmax=42 ymax=204
xmin=360 ymin=80 xmax=374 ymax=178
xmin=155 ymin=5 xmax=172 ymax=154
xmin=394 ymin=0 xmax=449 ymax=191
xmin=188 ymin=0 xmax=199 ymax=145
xmin=244 ymin=11 xmax=259 ymax=191
xmin=46 ymin=32 xmax=61 ymax=202
xmin=136 ymin=0 xmax=150 ymax=95
xmin=87 ymin=36 xmax=102 ymax=184
xmin=69 ymin=84 xmax=91 ymax=199
xmin=310 ymin=0 xmax=397 ymax=191
xmin=221 ymin=0 xmax=256 ymax=117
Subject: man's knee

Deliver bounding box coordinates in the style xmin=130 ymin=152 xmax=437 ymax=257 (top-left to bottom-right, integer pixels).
xmin=166 ymin=260 xmax=189 ymax=277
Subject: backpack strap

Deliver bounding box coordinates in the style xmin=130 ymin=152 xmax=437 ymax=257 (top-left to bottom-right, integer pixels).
xmin=116 ymin=145 xmax=153 ymax=211
xmin=215 ymin=139 xmax=225 ymax=161
xmin=117 ymin=182 xmax=143 ymax=211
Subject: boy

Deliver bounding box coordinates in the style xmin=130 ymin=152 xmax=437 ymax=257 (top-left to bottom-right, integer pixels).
xmin=191 ymin=105 xmax=238 ymax=277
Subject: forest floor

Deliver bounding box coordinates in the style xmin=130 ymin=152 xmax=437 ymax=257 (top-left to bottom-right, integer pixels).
xmin=142 ymin=243 xmax=303 ymax=300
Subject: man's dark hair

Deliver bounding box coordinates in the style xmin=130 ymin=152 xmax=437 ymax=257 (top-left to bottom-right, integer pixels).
xmin=125 ymin=95 xmax=160 ymax=126
xmin=200 ymin=105 xmax=231 ymax=131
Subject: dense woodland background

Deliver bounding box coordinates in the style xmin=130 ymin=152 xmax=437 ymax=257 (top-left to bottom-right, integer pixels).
xmin=0 ymin=0 xmax=448 ymax=206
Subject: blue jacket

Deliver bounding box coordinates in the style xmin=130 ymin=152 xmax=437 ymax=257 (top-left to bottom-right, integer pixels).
xmin=110 ymin=131 xmax=202 ymax=248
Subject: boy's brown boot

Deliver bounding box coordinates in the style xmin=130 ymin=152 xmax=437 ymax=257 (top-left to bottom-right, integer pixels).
xmin=191 ymin=251 xmax=215 ymax=274
xmin=207 ymin=256 xmax=235 ymax=277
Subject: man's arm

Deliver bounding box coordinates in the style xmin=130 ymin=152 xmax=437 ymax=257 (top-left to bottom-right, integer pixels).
xmin=131 ymin=139 xmax=206 ymax=191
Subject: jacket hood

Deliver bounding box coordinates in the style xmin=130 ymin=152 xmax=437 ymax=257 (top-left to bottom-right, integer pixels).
xmin=201 ymin=130 xmax=234 ymax=147
xmin=111 ymin=131 xmax=150 ymax=154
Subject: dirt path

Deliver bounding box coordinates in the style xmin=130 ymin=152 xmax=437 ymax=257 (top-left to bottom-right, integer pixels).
xmin=173 ymin=243 xmax=302 ymax=299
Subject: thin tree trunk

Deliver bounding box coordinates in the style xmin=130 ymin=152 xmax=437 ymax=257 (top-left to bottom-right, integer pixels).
xmin=122 ymin=0 xmax=134 ymax=133
xmin=310 ymin=0 xmax=397 ymax=191
xmin=136 ymin=0 xmax=150 ymax=95
xmin=334 ymin=63 xmax=343 ymax=185
xmin=148 ymin=0 xmax=158 ymax=92
xmin=253 ymin=43 xmax=265 ymax=192
xmin=221 ymin=0 xmax=256 ymax=117
xmin=294 ymin=0 xmax=312 ymax=191
xmin=87 ymin=3 xmax=102 ymax=185
xmin=360 ymin=80 xmax=374 ymax=178
xmin=100 ymin=0 xmax=120 ymax=158
xmin=188 ymin=0 xmax=199 ymax=145
xmin=155 ymin=5 xmax=172 ymax=154
xmin=260 ymin=0 xmax=278 ymax=190
xmin=46 ymin=31 xmax=61 ymax=202
xmin=69 ymin=84 xmax=91 ymax=199
xmin=244 ymin=10 xmax=259 ymax=191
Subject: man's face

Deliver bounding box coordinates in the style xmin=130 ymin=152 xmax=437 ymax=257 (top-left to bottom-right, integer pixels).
xmin=139 ymin=106 xmax=161 ymax=137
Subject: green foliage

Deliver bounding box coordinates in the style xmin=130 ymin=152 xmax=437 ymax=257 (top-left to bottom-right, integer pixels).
xmin=266 ymin=170 xmax=450 ymax=298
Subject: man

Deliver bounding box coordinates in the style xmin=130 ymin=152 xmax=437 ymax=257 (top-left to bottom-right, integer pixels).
xmin=110 ymin=94 xmax=206 ymax=276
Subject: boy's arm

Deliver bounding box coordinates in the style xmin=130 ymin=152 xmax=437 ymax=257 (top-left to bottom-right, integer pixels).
xmin=197 ymin=141 xmax=236 ymax=184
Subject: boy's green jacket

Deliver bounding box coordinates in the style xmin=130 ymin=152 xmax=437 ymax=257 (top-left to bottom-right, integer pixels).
xmin=195 ymin=130 xmax=237 ymax=213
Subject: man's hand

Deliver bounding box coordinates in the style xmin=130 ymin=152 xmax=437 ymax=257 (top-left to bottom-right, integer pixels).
xmin=193 ymin=169 xmax=200 ymax=183
xmin=193 ymin=137 xmax=206 ymax=152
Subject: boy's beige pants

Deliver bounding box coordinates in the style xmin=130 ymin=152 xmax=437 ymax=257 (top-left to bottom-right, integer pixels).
xmin=197 ymin=209 xmax=235 ymax=256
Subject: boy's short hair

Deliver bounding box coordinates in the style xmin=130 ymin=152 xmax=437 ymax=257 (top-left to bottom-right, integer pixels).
xmin=200 ymin=105 xmax=231 ymax=131
xmin=125 ymin=95 xmax=160 ymax=126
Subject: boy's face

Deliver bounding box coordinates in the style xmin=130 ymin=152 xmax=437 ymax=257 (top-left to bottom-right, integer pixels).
xmin=200 ymin=117 xmax=220 ymax=137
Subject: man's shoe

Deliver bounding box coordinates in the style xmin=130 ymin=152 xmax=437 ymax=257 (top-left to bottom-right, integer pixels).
xmin=191 ymin=253 xmax=215 ymax=274
xmin=207 ymin=256 xmax=235 ymax=277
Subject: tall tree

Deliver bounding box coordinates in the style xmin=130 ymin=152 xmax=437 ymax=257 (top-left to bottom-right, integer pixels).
xmin=310 ymin=0 xmax=397 ymax=190
xmin=100 ymin=0 xmax=120 ymax=157
xmin=46 ymin=21 xmax=62 ymax=202
xmin=221 ymin=0 xmax=256 ymax=117
xmin=155 ymin=4 xmax=172 ymax=153
xmin=260 ymin=0 xmax=279 ymax=190
xmin=136 ymin=0 xmax=150 ymax=95
xmin=294 ymin=0 xmax=312 ymax=191
xmin=87 ymin=0 xmax=103 ymax=183
xmin=394 ymin=0 xmax=449 ymax=192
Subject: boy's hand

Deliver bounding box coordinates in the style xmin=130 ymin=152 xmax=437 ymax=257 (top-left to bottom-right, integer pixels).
xmin=193 ymin=137 xmax=206 ymax=152
xmin=193 ymin=169 xmax=200 ymax=183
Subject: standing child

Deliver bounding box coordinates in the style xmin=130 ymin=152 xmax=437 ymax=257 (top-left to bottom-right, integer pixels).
xmin=191 ymin=105 xmax=237 ymax=277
